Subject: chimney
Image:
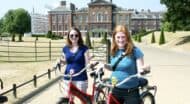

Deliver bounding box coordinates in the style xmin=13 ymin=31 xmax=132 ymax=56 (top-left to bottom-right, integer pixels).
xmin=70 ymin=3 xmax=75 ymax=11
xmin=91 ymin=0 xmax=93 ymax=3
xmin=110 ymin=0 xmax=112 ymax=3
xmin=60 ymin=1 xmax=66 ymax=6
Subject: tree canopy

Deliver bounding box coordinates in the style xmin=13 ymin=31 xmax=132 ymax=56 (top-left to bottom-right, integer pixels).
xmin=4 ymin=10 xmax=16 ymax=34
xmin=1 ymin=8 xmax=31 ymax=41
xmin=0 ymin=18 xmax=4 ymax=35
xmin=161 ymin=0 xmax=190 ymax=32
xmin=14 ymin=8 xmax=31 ymax=34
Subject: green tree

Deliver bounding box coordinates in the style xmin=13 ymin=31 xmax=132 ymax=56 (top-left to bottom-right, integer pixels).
xmin=151 ymin=32 xmax=156 ymax=43
xmin=133 ymin=34 xmax=138 ymax=41
xmin=14 ymin=8 xmax=31 ymax=42
xmin=137 ymin=34 xmax=142 ymax=42
xmin=161 ymin=0 xmax=190 ymax=31
xmin=3 ymin=10 xmax=17 ymax=41
xmin=85 ymin=31 xmax=92 ymax=49
xmin=162 ymin=22 xmax=173 ymax=32
xmin=159 ymin=28 xmax=165 ymax=45
xmin=101 ymin=32 xmax=107 ymax=44
xmin=0 ymin=18 xmax=4 ymax=35
xmin=47 ymin=31 xmax=52 ymax=38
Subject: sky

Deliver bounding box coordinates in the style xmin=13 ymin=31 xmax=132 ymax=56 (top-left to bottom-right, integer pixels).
xmin=0 ymin=0 xmax=166 ymax=18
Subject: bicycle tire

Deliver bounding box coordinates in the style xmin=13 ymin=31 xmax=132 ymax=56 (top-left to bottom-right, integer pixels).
xmin=141 ymin=92 xmax=155 ymax=104
xmin=95 ymin=78 xmax=110 ymax=104
xmin=56 ymin=97 xmax=69 ymax=104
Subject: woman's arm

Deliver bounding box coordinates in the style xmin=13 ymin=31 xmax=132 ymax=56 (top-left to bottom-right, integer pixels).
xmin=84 ymin=50 xmax=90 ymax=66
xmin=136 ymin=57 xmax=150 ymax=72
xmin=104 ymin=64 xmax=113 ymax=71
xmin=60 ymin=53 xmax=66 ymax=64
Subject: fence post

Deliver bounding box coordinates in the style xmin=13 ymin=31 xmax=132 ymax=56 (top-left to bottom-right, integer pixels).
xmin=48 ymin=69 xmax=51 ymax=80
xmin=106 ymin=39 xmax=111 ymax=63
xmin=0 ymin=78 xmax=3 ymax=89
xmin=13 ymin=84 xmax=17 ymax=98
xmin=33 ymin=75 xmax=37 ymax=88
xmin=92 ymin=40 xmax=95 ymax=56
xmin=35 ymin=40 xmax=37 ymax=61
xmin=49 ymin=40 xmax=51 ymax=60
xmin=8 ymin=40 xmax=10 ymax=61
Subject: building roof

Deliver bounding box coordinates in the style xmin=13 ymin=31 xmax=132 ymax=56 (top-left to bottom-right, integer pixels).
xmin=88 ymin=0 xmax=113 ymax=6
xmin=50 ymin=6 xmax=71 ymax=12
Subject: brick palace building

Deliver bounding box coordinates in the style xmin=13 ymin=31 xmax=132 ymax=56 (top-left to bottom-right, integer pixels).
xmin=48 ymin=0 xmax=163 ymax=36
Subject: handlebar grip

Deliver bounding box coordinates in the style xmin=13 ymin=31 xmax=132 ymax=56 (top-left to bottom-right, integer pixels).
xmin=140 ymin=70 xmax=150 ymax=75
xmin=57 ymin=63 xmax=61 ymax=71
xmin=89 ymin=62 xmax=99 ymax=69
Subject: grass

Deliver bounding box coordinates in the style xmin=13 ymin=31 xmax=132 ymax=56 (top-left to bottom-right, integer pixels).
xmin=142 ymin=31 xmax=190 ymax=44
xmin=140 ymin=31 xmax=190 ymax=52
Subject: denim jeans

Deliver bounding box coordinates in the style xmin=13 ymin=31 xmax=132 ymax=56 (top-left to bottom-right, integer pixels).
xmin=112 ymin=87 xmax=141 ymax=104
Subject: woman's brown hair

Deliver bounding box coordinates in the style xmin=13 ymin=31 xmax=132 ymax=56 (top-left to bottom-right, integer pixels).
xmin=66 ymin=27 xmax=84 ymax=47
xmin=111 ymin=25 xmax=134 ymax=56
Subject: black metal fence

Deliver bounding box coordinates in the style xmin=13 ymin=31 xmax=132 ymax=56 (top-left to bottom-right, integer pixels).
xmin=0 ymin=68 xmax=56 ymax=98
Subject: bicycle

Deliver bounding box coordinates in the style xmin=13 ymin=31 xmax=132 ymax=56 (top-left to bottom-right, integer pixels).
xmin=95 ymin=67 xmax=157 ymax=104
xmin=55 ymin=62 xmax=107 ymax=104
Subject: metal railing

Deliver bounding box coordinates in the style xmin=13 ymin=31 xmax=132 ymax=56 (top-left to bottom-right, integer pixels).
xmin=0 ymin=68 xmax=56 ymax=98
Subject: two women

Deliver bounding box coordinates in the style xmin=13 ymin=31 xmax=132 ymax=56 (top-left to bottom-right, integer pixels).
xmin=59 ymin=25 xmax=149 ymax=104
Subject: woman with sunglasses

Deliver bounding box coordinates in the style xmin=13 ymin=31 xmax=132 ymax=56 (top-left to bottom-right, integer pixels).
xmin=58 ymin=27 xmax=91 ymax=100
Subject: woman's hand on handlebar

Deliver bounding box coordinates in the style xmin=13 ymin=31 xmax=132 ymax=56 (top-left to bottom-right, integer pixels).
xmin=139 ymin=65 xmax=150 ymax=72
xmin=69 ymin=69 xmax=75 ymax=75
xmin=96 ymin=62 xmax=112 ymax=71
xmin=139 ymin=65 xmax=151 ymax=75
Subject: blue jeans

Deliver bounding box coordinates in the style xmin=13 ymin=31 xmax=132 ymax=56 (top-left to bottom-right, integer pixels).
xmin=112 ymin=87 xmax=141 ymax=104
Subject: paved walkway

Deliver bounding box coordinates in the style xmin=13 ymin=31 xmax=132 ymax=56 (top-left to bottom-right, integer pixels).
xmin=22 ymin=44 xmax=190 ymax=104
xmin=23 ymin=82 xmax=62 ymax=104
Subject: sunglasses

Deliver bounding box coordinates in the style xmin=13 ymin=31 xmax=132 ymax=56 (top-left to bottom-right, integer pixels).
xmin=69 ymin=34 xmax=78 ymax=38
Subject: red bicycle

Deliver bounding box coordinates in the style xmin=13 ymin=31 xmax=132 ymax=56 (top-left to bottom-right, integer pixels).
xmin=95 ymin=68 xmax=157 ymax=104
xmin=56 ymin=62 xmax=107 ymax=104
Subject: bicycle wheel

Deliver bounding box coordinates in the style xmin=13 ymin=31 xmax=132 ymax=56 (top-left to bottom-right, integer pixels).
xmin=141 ymin=92 xmax=155 ymax=104
xmin=56 ymin=97 xmax=69 ymax=104
xmin=95 ymin=78 xmax=110 ymax=104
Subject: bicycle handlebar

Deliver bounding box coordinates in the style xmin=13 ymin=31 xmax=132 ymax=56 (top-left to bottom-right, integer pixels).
xmin=96 ymin=67 xmax=150 ymax=88
xmin=61 ymin=62 xmax=99 ymax=78
xmin=54 ymin=55 xmax=95 ymax=71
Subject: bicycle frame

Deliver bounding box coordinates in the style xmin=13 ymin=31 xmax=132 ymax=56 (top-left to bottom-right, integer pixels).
xmin=96 ymin=68 xmax=156 ymax=104
xmin=67 ymin=77 xmax=100 ymax=104
xmin=58 ymin=62 xmax=106 ymax=104
xmin=107 ymin=92 xmax=120 ymax=104
xmin=105 ymin=85 xmax=157 ymax=104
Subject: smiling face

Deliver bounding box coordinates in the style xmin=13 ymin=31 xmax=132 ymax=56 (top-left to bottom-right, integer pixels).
xmin=115 ymin=32 xmax=127 ymax=49
xmin=66 ymin=27 xmax=84 ymax=47
xmin=111 ymin=25 xmax=134 ymax=56
xmin=69 ymin=30 xmax=79 ymax=45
